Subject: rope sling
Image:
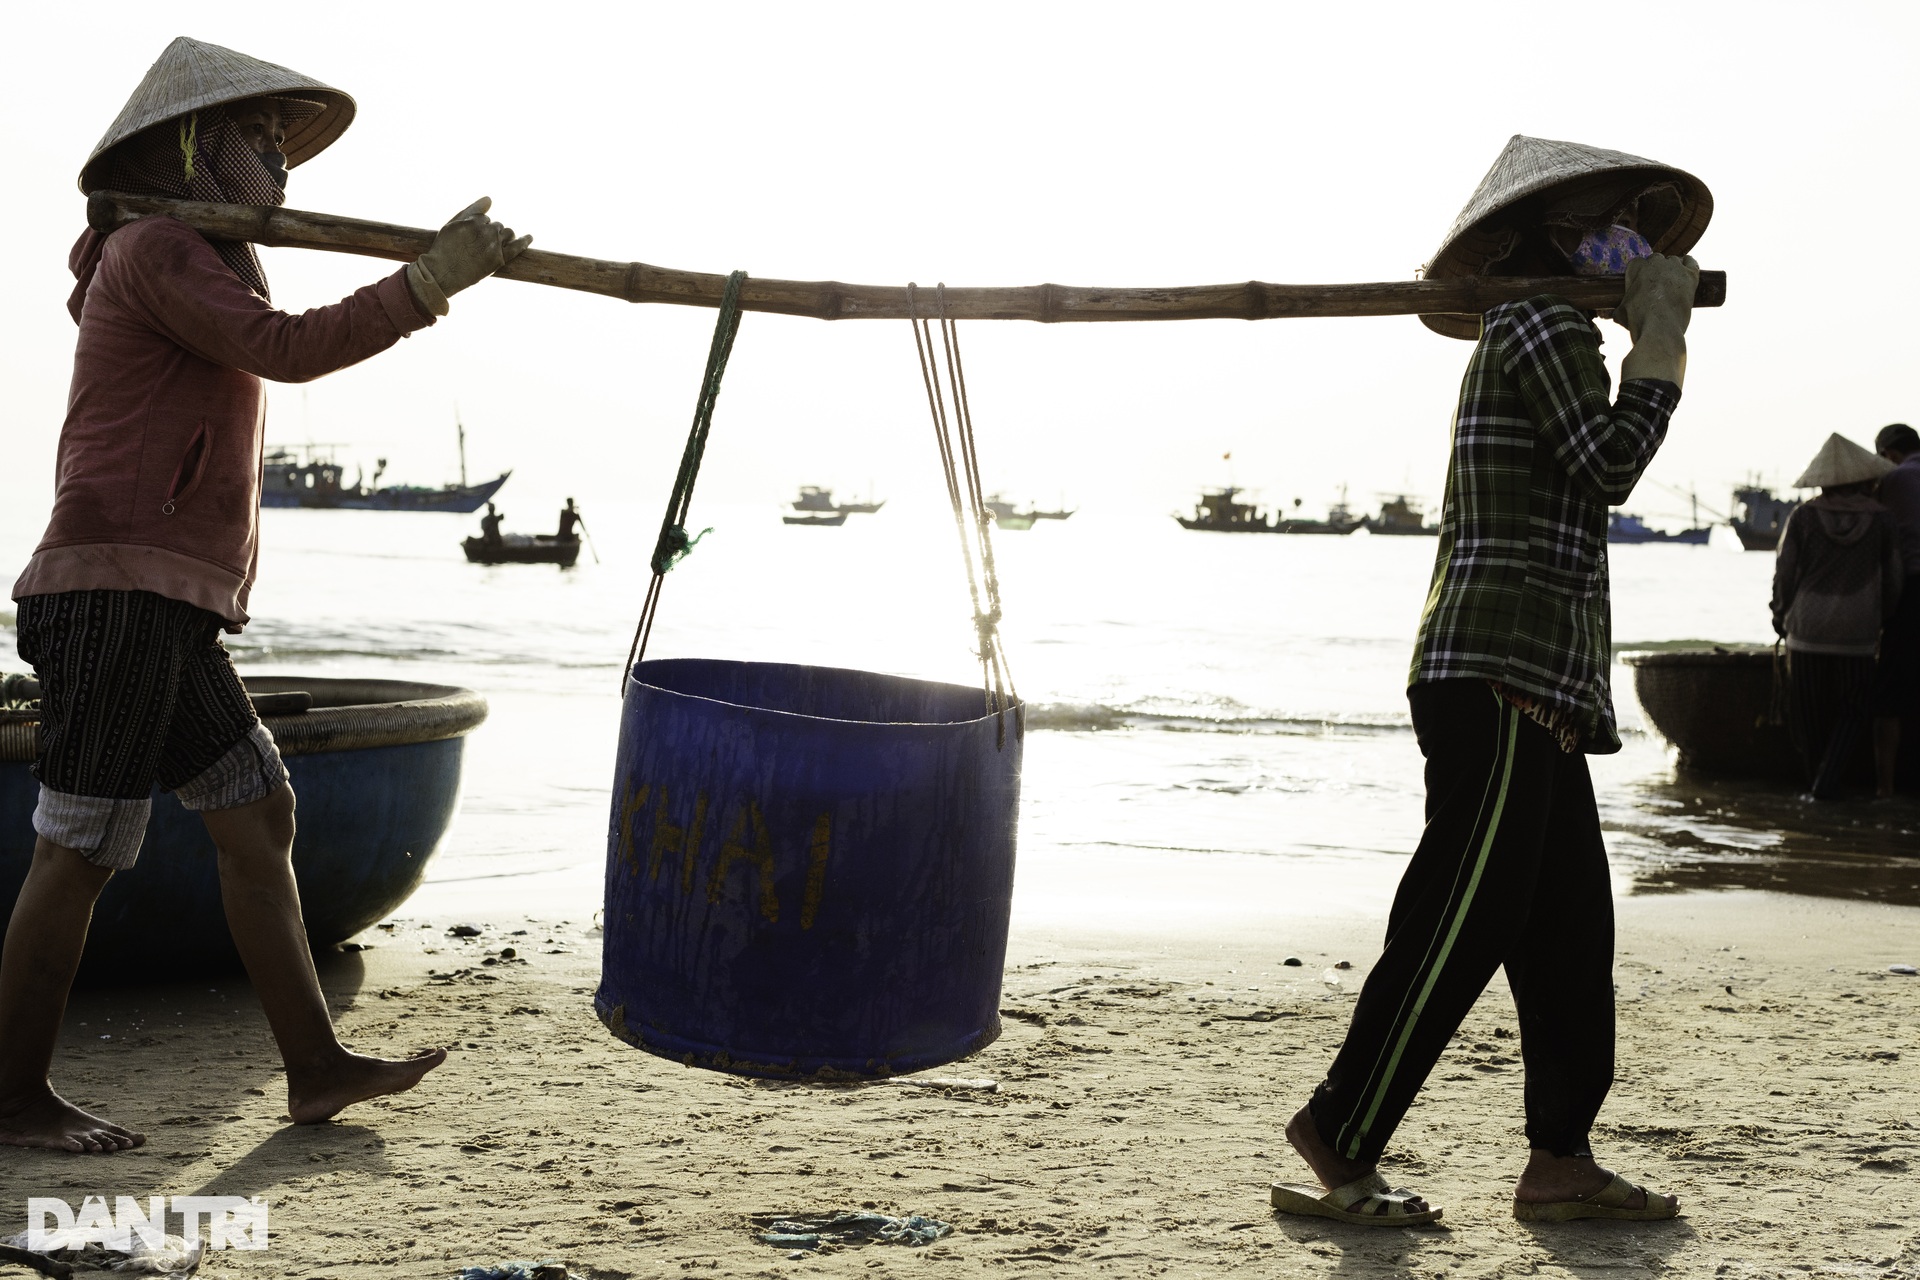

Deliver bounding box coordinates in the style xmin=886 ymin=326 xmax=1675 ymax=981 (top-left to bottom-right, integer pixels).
xmin=622 ymin=271 xmax=747 ymax=687
xmin=908 ymin=283 xmax=1020 ymax=748
xmin=623 ymin=273 xmax=1021 ymax=752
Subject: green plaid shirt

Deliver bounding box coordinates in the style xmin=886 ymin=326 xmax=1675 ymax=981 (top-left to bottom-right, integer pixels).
xmin=1411 ymin=295 xmax=1680 ymax=754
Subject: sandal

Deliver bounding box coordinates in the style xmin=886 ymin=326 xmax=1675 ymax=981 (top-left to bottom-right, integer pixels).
xmin=1270 ymin=1171 xmax=1443 ymax=1227
xmin=1513 ymin=1172 xmax=1679 ymax=1222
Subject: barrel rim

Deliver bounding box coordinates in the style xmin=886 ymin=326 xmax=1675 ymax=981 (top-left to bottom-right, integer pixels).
xmin=0 ymin=675 xmax=487 ymax=762
xmin=628 ymin=657 xmax=1023 ymax=730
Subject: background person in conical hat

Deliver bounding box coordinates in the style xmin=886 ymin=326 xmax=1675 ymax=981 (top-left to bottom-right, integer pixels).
xmin=0 ymin=37 xmax=530 ymax=1154
xmin=1771 ymin=435 xmax=1903 ymax=799
xmin=1270 ymin=136 xmax=1703 ymax=1227
xmin=1870 ymin=423 xmax=1920 ymax=797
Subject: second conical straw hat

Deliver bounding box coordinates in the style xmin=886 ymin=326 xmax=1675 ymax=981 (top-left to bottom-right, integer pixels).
xmin=1418 ymin=134 xmax=1713 ymax=339
xmin=80 ymin=36 xmax=355 ymax=193
xmin=1792 ymin=433 xmax=1895 ymax=489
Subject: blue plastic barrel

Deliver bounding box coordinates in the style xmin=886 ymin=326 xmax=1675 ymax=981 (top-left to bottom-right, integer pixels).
xmin=596 ymin=658 xmax=1022 ymax=1079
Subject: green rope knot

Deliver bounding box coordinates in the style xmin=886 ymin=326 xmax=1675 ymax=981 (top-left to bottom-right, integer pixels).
xmin=650 ymin=524 xmax=713 ymax=576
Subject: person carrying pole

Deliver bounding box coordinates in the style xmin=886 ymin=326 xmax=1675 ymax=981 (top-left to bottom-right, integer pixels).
xmin=0 ymin=36 xmax=530 ymax=1153
xmin=1271 ymin=136 xmax=1706 ymax=1226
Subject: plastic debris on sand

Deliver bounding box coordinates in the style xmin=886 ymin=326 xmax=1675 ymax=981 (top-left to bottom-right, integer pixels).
xmin=3 ymin=1230 xmax=205 ymax=1276
xmin=752 ymin=1212 xmax=952 ymax=1251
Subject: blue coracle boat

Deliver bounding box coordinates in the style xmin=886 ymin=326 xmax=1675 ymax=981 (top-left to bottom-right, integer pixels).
xmin=0 ymin=677 xmax=487 ymax=974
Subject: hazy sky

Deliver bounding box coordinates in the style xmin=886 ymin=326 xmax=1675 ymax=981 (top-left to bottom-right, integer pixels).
xmin=4 ymin=2 xmax=1916 ymax=533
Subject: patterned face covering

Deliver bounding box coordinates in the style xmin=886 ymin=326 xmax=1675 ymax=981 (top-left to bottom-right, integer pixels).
xmin=1567 ymin=224 xmax=1654 ymax=276
xmin=90 ymin=99 xmax=319 ymax=300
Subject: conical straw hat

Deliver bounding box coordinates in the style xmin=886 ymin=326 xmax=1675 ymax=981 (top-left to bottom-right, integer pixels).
xmin=1793 ymin=433 xmax=1895 ymax=489
xmin=1418 ymin=135 xmax=1713 ymax=339
xmin=80 ymin=36 xmax=355 ymax=193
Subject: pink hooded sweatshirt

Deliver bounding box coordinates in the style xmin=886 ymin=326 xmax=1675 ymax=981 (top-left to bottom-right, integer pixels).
xmin=11 ymin=216 xmax=433 ymax=627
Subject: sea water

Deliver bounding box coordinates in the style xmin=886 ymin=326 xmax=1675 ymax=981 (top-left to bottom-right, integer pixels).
xmin=2 ymin=499 xmax=1915 ymax=929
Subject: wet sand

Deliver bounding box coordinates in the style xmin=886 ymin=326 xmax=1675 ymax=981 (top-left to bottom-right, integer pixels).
xmin=3 ymin=889 xmax=1916 ymax=1279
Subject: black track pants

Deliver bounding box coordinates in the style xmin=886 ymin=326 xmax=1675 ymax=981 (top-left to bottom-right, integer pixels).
xmin=1307 ymin=679 xmax=1615 ymax=1165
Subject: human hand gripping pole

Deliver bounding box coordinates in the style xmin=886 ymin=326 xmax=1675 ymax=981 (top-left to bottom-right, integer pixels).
xmin=405 ymin=197 xmax=533 ymax=317
xmin=1616 ymin=252 xmax=1698 ymax=391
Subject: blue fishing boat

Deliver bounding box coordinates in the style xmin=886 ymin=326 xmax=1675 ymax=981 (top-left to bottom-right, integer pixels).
xmin=0 ymin=676 xmax=487 ymax=973
xmin=261 ymin=445 xmax=509 ymax=512
xmin=1608 ymin=512 xmax=1711 ymax=545
xmin=1730 ymin=484 xmax=1802 ymax=551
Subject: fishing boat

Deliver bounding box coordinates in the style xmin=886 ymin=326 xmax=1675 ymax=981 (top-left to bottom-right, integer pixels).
xmin=262 ymin=444 xmax=510 ymax=512
xmin=791 ymin=486 xmax=885 ymax=516
xmin=1730 ymin=484 xmax=1802 ymax=551
xmin=463 ymin=533 xmax=581 ymax=566
xmin=262 ymin=415 xmax=510 ymax=513
xmin=1175 ymin=486 xmax=1282 ymax=532
xmin=0 ymin=676 xmax=488 ymax=972
xmin=1608 ymin=512 xmax=1712 ymax=545
xmin=1278 ymin=488 xmax=1362 ymax=535
xmin=1363 ymin=495 xmax=1439 ymax=536
xmin=783 ymin=511 xmax=850 ymax=527
xmin=985 ymin=494 xmax=1076 ymax=531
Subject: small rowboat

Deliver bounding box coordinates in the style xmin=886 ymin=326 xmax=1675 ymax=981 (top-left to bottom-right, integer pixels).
xmin=1627 ymin=645 xmax=1916 ymax=790
xmin=0 ymin=677 xmax=487 ymax=973
xmin=463 ymin=533 xmax=581 ymax=566
xmin=1624 ymin=646 xmax=1796 ymax=779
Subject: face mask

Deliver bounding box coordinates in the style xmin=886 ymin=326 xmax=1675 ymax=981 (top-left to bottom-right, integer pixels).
xmin=260 ymin=149 xmax=289 ymax=191
xmin=1568 ymin=224 xmax=1652 ymax=276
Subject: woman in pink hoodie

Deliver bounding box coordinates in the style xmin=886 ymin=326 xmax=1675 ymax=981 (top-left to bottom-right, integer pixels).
xmin=1 ymin=37 xmax=528 ymax=1153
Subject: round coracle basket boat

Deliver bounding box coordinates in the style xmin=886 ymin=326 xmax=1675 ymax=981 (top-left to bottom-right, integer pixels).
xmin=0 ymin=676 xmax=487 ymax=973
xmin=1624 ymin=645 xmax=1799 ymax=780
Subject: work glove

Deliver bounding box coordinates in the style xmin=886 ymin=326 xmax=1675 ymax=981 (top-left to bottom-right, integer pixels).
xmin=1616 ymin=252 xmax=1699 ymax=391
xmin=406 ymin=197 xmax=532 ymax=317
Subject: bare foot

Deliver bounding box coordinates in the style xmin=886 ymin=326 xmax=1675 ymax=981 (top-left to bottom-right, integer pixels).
xmin=1514 ymin=1149 xmax=1678 ymax=1213
xmin=286 ymin=1048 xmax=447 ymax=1125
xmin=1285 ymin=1105 xmax=1430 ymax=1213
xmin=0 ymin=1087 xmax=145 ymax=1153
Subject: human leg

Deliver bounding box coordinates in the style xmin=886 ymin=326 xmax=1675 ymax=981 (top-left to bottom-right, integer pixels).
xmin=1873 ymin=582 xmax=1920 ymax=798
xmin=0 ymin=838 xmax=143 ymax=1152
xmin=199 ymin=786 xmax=444 ymax=1123
xmin=1293 ymin=682 xmax=1563 ymax=1177
xmin=1501 ymin=754 xmax=1674 ymax=1215
xmin=165 ymin=636 xmax=443 ymax=1124
xmin=1874 ymin=717 xmax=1901 ymax=800
xmin=0 ymin=591 xmax=198 ymax=1152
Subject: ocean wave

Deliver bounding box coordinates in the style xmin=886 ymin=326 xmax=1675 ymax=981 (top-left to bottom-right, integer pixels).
xmin=1023 ymin=701 xmax=1410 ymax=736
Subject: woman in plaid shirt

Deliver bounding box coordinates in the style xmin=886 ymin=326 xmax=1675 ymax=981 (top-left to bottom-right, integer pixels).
xmin=1271 ymin=137 xmax=1704 ymax=1227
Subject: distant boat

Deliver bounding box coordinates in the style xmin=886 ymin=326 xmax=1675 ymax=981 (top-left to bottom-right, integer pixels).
xmin=1608 ymin=512 xmax=1711 ymax=545
xmin=791 ymin=486 xmax=885 ymax=516
xmin=462 ymin=533 xmax=581 ymax=566
xmin=262 ymin=417 xmax=510 ymax=513
xmin=985 ymin=493 xmax=1076 ymax=531
xmin=1277 ymin=487 xmax=1362 ymax=535
xmin=1363 ymin=495 xmax=1439 ymax=536
xmin=1730 ymin=484 xmax=1801 ymax=551
xmin=1176 ymin=486 xmax=1282 ymax=533
xmin=783 ymin=511 xmax=850 ymax=527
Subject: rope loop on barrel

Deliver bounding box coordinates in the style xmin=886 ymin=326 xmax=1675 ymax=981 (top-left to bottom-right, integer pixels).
xmin=623 ymin=270 xmax=747 ymax=691
xmin=907 ymin=282 xmax=1021 ymax=748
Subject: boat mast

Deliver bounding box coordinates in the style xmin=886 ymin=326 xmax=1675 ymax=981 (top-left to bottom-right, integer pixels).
xmin=456 ymin=407 xmax=469 ymax=489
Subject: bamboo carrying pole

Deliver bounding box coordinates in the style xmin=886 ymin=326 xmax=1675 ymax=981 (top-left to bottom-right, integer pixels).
xmin=88 ymin=192 xmax=1726 ymax=323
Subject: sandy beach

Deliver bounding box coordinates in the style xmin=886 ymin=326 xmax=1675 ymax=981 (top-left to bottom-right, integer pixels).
xmin=3 ymin=886 xmax=1915 ymax=1279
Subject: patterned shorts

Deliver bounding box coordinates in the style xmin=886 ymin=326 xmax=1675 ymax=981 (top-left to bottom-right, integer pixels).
xmin=15 ymin=589 xmax=289 ymax=870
